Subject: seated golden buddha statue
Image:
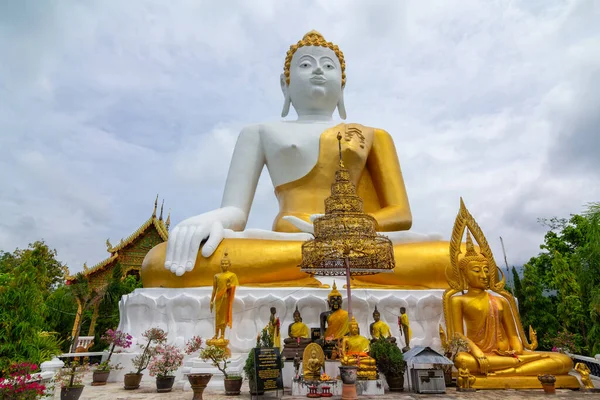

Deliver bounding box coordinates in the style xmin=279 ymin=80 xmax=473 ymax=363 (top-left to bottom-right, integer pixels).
xmin=282 ymin=306 xmax=311 ymax=359
xmin=441 ymin=199 xmax=579 ymax=389
xmin=303 ymin=343 xmax=325 ymax=381
xmin=141 ymin=30 xmax=451 ymax=289
xmin=340 ymin=317 xmax=377 ymax=380
xmin=369 ymin=306 xmax=395 ymax=344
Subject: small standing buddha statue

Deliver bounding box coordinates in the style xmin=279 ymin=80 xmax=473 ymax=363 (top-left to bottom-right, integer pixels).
xmin=319 ymin=282 xmax=349 ymax=358
xmin=282 ymin=306 xmax=311 ymax=359
xmin=441 ymin=199 xmax=579 ymax=389
xmin=369 ymin=306 xmax=396 ymax=344
xmin=207 ymin=250 xmax=238 ymax=352
xmin=340 ymin=317 xmax=377 ymax=380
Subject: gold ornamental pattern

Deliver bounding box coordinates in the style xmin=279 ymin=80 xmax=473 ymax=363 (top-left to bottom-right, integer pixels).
xmin=300 ymin=133 xmax=395 ymax=276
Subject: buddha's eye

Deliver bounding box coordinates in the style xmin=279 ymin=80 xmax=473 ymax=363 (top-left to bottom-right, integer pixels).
xmin=324 ymin=63 xmax=335 ymax=69
xmin=300 ymin=62 xmax=311 ymax=68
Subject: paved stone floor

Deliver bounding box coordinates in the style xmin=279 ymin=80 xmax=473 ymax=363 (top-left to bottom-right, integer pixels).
xmin=49 ymin=374 xmax=600 ymax=399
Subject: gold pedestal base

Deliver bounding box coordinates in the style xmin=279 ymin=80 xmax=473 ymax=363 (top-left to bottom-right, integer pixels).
xmin=471 ymin=374 xmax=580 ymax=390
xmin=206 ymin=338 xmax=231 ymax=358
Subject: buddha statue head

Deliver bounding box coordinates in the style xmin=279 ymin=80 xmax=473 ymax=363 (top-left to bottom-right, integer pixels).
xmin=349 ymin=316 xmax=360 ymax=336
xmin=372 ymin=306 xmax=381 ymax=322
xmin=458 ymin=231 xmax=489 ymax=290
xmin=220 ymin=249 xmax=231 ymax=272
xmin=327 ymin=281 xmax=343 ymax=311
xmin=281 ymin=30 xmax=347 ymax=120
xmin=293 ymin=306 xmax=302 ymax=323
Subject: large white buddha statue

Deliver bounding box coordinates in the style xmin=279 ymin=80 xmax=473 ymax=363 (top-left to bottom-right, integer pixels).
xmin=142 ymin=31 xmax=450 ymax=289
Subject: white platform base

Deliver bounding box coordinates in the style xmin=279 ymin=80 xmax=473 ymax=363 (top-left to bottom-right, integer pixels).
xmin=113 ymin=287 xmax=445 ymax=382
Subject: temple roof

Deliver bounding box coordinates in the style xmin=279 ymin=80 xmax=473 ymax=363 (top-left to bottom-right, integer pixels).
xmin=67 ymin=197 xmax=169 ymax=281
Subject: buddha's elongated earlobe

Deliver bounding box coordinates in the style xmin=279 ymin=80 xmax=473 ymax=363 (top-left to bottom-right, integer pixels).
xmin=280 ymin=73 xmax=291 ymax=118
xmin=337 ymin=89 xmax=347 ymax=120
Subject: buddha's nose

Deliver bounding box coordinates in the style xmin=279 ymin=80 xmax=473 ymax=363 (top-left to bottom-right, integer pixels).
xmin=314 ymin=66 xmax=324 ymax=74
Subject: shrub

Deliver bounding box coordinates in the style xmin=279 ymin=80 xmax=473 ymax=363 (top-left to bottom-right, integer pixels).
xmin=369 ymin=339 xmax=405 ymax=377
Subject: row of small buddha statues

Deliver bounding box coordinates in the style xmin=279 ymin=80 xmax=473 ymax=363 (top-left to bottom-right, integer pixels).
xmin=268 ymin=283 xmax=412 ymax=381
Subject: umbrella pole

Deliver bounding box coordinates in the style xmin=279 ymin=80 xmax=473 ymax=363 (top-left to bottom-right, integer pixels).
xmin=345 ymin=257 xmax=352 ymax=321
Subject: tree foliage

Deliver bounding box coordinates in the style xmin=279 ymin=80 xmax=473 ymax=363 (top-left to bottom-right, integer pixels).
xmin=0 ymin=242 xmax=64 ymax=376
xmin=518 ymin=203 xmax=600 ymax=355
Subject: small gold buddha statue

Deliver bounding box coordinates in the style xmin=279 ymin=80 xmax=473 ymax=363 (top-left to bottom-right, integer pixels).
xmin=575 ymin=363 xmax=594 ymax=389
xmin=303 ymin=343 xmax=325 ymax=381
xmin=282 ymin=306 xmax=311 ymax=359
xmin=457 ymin=360 xmax=476 ymax=391
xmin=340 ymin=317 xmax=377 ymax=380
xmin=265 ymin=306 xmax=281 ymax=349
xmin=441 ymin=199 xmax=579 ymax=389
xmin=207 ymin=250 xmax=238 ymax=349
xmin=369 ymin=306 xmax=395 ymax=344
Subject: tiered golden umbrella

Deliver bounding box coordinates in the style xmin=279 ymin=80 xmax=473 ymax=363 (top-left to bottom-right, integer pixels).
xmin=299 ymin=133 xmax=395 ymax=318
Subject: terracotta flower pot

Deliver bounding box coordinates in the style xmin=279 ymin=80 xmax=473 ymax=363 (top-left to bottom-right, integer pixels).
xmin=91 ymin=370 xmax=110 ymax=386
xmin=60 ymin=386 xmax=84 ymax=400
xmin=339 ymin=366 xmax=358 ymax=384
xmin=538 ymin=374 xmax=556 ymax=394
xmin=187 ymin=373 xmax=213 ymax=400
xmin=224 ymin=377 xmax=243 ymax=395
xmin=124 ymin=373 xmax=143 ymax=390
xmin=156 ymin=375 xmax=175 ymax=392
xmin=386 ymin=374 xmax=405 ymax=392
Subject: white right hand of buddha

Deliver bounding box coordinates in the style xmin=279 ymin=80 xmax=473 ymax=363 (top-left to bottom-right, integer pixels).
xmin=165 ymin=206 xmax=246 ymax=276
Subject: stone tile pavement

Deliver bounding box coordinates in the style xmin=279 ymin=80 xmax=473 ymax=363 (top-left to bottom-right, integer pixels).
xmin=49 ymin=373 xmax=600 ymax=399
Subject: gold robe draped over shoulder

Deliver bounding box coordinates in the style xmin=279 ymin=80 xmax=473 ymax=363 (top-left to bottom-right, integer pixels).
xmin=213 ymin=271 xmax=238 ymax=329
xmin=142 ymin=123 xmax=451 ymax=289
xmin=325 ymin=309 xmax=349 ymax=339
xmin=290 ymin=322 xmax=310 ymax=339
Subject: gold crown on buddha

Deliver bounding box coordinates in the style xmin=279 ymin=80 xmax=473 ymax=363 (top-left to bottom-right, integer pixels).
xmin=458 ymin=231 xmax=487 ymax=270
xmin=221 ymin=249 xmax=231 ymax=267
xmin=284 ymin=30 xmax=346 ymax=87
xmin=349 ymin=316 xmax=359 ymax=327
xmin=327 ymin=281 xmax=342 ymax=299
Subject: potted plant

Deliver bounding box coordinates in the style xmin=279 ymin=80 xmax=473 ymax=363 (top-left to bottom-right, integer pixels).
xmin=92 ymin=329 xmax=132 ymax=386
xmin=0 ymin=362 xmax=46 ymax=400
xmin=125 ymin=327 xmax=167 ymax=390
xmin=184 ymin=335 xmax=213 ymax=400
xmin=200 ymin=344 xmax=243 ymax=395
xmin=56 ymin=361 xmax=89 ymax=400
xmin=370 ymin=339 xmax=405 ymax=391
xmin=148 ymin=344 xmax=184 ymax=392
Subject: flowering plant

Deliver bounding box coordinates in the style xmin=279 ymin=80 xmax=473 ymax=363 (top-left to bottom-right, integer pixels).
xmin=184 ymin=336 xmax=203 ymax=355
xmin=131 ymin=327 xmax=167 ymax=374
xmin=0 ymin=363 xmax=46 ymax=400
xmin=148 ymin=344 xmax=184 ymax=378
xmin=200 ymin=345 xmax=238 ymax=380
xmin=96 ymin=329 xmax=132 ymax=372
xmin=55 ymin=361 xmax=90 ymax=388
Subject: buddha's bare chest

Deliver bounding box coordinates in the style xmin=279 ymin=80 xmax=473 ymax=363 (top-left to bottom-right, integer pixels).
xmin=462 ymin=296 xmax=504 ymax=323
xmin=260 ymin=123 xmax=333 ymax=166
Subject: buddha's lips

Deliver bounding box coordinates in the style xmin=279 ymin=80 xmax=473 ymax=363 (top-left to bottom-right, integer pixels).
xmin=310 ymin=76 xmax=326 ymax=84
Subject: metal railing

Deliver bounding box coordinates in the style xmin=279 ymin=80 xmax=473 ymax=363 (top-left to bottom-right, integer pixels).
xmin=567 ymin=353 xmax=600 ymax=378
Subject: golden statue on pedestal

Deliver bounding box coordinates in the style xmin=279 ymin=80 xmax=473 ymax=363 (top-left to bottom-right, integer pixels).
xmin=207 ymin=250 xmax=238 ymax=350
xmin=303 ymin=343 xmax=325 ymax=381
xmin=575 ymin=363 xmax=594 ymax=389
xmin=339 ymin=317 xmax=377 ymax=380
xmin=457 ymin=360 xmax=476 ymax=391
xmin=282 ymin=306 xmax=311 ymax=359
xmin=441 ymin=199 xmax=579 ymax=389
xmin=397 ymin=307 xmax=411 ymax=351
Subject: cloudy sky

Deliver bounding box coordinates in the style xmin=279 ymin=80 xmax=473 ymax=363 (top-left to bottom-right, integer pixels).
xmin=1 ymin=0 xmax=598 ymax=275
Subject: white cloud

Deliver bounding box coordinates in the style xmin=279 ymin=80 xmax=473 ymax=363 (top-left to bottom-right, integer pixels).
xmin=1 ymin=0 xmax=598 ymax=272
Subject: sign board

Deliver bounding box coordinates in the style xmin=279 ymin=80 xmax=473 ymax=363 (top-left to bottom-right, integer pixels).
xmin=310 ymin=327 xmax=321 ymax=342
xmin=253 ymin=347 xmax=283 ymax=393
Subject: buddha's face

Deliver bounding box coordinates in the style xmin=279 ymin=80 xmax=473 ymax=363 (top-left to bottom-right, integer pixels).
xmin=350 ymin=323 xmax=359 ymax=336
xmin=373 ymin=313 xmax=380 ymax=322
xmin=288 ymin=46 xmax=343 ymax=115
xmin=294 ymin=313 xmax=301 ymax=323
xmin=329 ymin=295 xmax=342 ymax=310
xmin=221 ymin=262 xmax=229 ymax=272
xmin=465 ymin=260 xmax=489 ymax=289
xmin=311 ymin=350 xmax=317 ymax=358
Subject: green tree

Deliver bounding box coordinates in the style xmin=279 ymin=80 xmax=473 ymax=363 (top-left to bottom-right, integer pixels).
xmin=44 ymin=284 xmax=78 ymax=352
xmin=0 ymin=243 xmax=64 ymax=375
